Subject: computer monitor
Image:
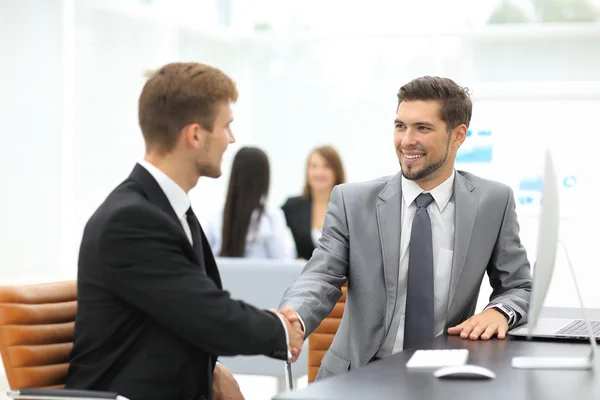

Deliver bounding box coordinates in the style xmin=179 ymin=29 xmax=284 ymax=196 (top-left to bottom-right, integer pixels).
xmin=511 ymin=149 xmax=597 ymax=369
xmin=525 ymin=149 xmax=560 ymax=335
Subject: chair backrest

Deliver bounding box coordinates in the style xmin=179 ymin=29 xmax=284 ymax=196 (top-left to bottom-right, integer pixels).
xmin=307 ymin=284 xmax=347 ymax=382
xmin=0 ymin=281 xmax=77 ymax=390
xmin=215 ymin=257 xmax=309 ymax=378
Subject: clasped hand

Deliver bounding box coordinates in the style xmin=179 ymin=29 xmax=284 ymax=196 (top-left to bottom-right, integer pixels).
xmin=269 ymin=307 xmax=304 ymax=362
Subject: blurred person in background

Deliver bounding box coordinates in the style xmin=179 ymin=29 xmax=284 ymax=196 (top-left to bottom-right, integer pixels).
xmin=66 ymin=62 xmax=303 ymax=400
xmin=206 ymin=146 xmax=296 ymax=260
xmin=282 ymin=145 xmax=346 ymax=260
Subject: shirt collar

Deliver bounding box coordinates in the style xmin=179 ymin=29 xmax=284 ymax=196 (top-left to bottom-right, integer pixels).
xmin=401 ymin=170 xmax=455 ymax=213
xmin=138 ymin=160 xmax=190 ymax=219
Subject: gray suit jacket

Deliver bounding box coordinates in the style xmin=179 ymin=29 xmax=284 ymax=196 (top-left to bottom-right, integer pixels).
xmin=280 ymin=170 xmax=532 ymax=379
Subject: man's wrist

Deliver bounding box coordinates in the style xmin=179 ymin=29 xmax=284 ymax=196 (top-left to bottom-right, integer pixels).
xmin=274 ymin=313 xmax=293 ymax=361
xmin=486 ymin=303 xmax=516 ymax=328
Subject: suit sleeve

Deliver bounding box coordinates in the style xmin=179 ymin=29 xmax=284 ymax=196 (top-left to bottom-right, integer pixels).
xmin=99 ymin=204 xmax=288 ymax=360
xmin=486 ymin=186 xmax=533 ymax=322
xmin=279 ymin=186 xmax=349 ymax=336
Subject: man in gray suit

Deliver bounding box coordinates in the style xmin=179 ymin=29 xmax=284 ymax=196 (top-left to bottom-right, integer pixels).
xmin=279 ymin=76 xmax=532 ymax=379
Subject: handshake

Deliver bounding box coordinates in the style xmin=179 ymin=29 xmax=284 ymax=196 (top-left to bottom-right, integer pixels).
xmin=270 ymin=306 xmax=304 ymax=363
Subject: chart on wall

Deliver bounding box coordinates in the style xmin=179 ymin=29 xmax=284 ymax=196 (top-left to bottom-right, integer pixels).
xmin=454 ymin=97 xmax=598 ymax=219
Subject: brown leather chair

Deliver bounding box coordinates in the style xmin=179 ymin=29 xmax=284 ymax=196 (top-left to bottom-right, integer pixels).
xmin=0 ymin=281 xmax=127 ymax=400
xmin=307 ymin=283 xmax=347 ymax=383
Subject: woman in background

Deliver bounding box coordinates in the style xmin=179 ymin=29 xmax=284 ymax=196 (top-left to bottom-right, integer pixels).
xmin=206 ymin=146 xmax=296 ymax=260
xmin=282 ymin=145 xmax=346 ymax=260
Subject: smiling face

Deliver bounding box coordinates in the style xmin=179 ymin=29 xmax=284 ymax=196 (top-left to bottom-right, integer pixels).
xmin=394 ymin=100 xmax=467 ymax=190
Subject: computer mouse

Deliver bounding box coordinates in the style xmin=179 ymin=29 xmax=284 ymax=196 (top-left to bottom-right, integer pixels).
xmin=433 ymin=364 xmax=496 ymax=380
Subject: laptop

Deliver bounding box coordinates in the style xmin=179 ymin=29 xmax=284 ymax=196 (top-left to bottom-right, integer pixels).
xmin=509 ymin=318 xmax=600 ymax=341
xmin=508 ymin=150 xmax=600 ymax=342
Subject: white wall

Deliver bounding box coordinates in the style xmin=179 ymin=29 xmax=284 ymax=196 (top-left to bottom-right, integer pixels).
xmin=0 ymin=0 xmax=65 ymax=281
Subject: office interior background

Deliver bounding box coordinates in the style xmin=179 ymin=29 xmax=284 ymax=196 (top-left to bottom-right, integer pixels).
xmin=2 ymin=0 xmax=600 ymax=398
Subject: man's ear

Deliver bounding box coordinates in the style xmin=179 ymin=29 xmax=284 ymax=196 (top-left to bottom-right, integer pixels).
xmin=181 ymin=123 xmax=202 ymax=148
xmin=452 ymin=124 xmax=468 ymax=148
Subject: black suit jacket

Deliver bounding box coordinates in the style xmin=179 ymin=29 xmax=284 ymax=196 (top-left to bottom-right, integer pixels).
xmin=281 ymin=196 xmax=314 ymax=260
xmin=66 ymin=164 xmax=287 ymax=400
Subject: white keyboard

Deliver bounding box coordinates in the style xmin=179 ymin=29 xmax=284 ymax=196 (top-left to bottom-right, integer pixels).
xmin=406 ymin=349 xmax=469 ymax=369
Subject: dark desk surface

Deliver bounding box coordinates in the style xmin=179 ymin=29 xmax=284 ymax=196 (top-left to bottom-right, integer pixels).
xmin=275 ymin=308 xmax=600 ymax=400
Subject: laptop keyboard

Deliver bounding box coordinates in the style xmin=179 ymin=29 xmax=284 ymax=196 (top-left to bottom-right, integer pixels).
xmin=556 ymin=319 xmax=600 ymax=337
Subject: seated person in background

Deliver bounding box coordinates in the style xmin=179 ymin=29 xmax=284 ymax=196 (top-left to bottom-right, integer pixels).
xmin=278 ymin=76 xmax=532 ymax=379
xmin=206 ymin=146 xmax=296 ymax=260
xmin=66 ymin=62 xmax=303 ymax=400
xmin=282 ymin=145 xmax=346 ymax=260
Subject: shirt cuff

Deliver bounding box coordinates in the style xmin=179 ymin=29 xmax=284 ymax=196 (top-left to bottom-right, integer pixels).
xmin=274 ymin=313 xmax=293 ymax=361
xmin=486 ymin=303 xmax=517 ymax=328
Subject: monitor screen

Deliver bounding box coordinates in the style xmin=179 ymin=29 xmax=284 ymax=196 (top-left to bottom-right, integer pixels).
xmin=526 ymin=149 xmax=560 ymax=335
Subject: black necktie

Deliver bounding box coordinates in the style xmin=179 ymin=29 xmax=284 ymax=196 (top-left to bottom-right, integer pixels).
xmin=186 ymin=206 xmax=204 ymax=261
xmin=404 ymin=193 xmax=435 ymax=350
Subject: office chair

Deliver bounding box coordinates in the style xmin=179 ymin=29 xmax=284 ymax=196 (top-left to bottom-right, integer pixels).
xmin=307 ymin=283 xmax=347 ymax=382
xmin=285 ymin=283 xmax=347 ymax=390
xmin=0 ymin=281 xmax=129 ymax=400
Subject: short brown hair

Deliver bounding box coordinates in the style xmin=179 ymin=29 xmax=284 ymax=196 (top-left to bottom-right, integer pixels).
xmin=302 ymin=145 xmax=346 ymax=198
xmin=397 ymin=76 xmax=472 ymax=130
xmin=139 ymin=62 xmax=238 ymax=153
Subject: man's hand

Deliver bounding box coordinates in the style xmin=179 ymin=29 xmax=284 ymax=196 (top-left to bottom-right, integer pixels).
xmin=270 ymin=307 xmax=305 ymax=362
xmin=279 ymin=306 xmax=301 ymax=325
xmin=212 ymin=363 xmax=244 ymax=400
xmin=447 ymin=308 xmax=509 ymax=340
xmin=280 ymin=306 xmax=304 ymax=362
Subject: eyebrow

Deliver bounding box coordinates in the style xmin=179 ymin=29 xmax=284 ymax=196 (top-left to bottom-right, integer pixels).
xmin=394 ymin=119 xmax=435 ymax=128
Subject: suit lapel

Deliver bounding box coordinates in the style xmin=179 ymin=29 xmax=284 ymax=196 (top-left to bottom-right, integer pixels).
xmin=447 ymin=173 xmax=478 ymax=313
xmin=130 ymin=164 xmax=222 ymax=288
xmin=376 ymin=172 xmax=403 ymax=330
xmin=200 ymin=226 xmax=223 ymax=289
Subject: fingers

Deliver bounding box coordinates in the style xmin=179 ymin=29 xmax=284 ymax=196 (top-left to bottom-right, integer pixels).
xmin=447 ymin=321 xmax=466 ymax=335
xmin=497 ymin=325 xmax=507 ymax=340
xmin=448 ymin=314 xmax=508 ymax=340
xmin=288 ymin=320 xmax=305 ymax=352
xmin=269 ymin=307 xmax=305 ymax=362
xmin=280 ymin=312 xmax=305 ymax=362
xmin=458 ymin=320 xmax=476 ymax=339
xmin=468 ymin=323 xmax=487 ymax=340
xmin=279 ymin=306 xmax=300 ymax=323
xmin=480 ymin=324 xmax=498 ymax=340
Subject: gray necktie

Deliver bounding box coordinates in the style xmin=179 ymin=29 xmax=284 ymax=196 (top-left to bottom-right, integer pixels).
xmin=403 ymin=193 xmax=435 ymax=350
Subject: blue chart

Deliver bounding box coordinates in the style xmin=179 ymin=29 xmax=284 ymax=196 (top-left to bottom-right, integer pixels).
xmin=456 ymin=129 xmax=493 ymax=163
xmin=455 ymin=126 xmax=579 ymax=215
xmin=517 ymin=175 xmax=578 ymax=207
xmin=517 ymin=176 xmax=544 ymax=206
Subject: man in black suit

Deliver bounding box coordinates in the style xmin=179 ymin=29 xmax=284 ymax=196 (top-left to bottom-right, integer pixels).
xmin=66 ymin=62 xmax=303 ymax=400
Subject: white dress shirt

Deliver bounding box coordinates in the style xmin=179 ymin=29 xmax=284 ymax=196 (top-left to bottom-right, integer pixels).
xmin=388 ymin=170 xmax=456 ymax=355
xmin=206 ymin=206 xmax=297 ymax=260
xmin=138 ymin=161 xmax=292 ymax=360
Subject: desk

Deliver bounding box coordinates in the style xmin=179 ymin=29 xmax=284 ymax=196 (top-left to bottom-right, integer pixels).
xmin=275 ymin=308 xmax=600 ymax=400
